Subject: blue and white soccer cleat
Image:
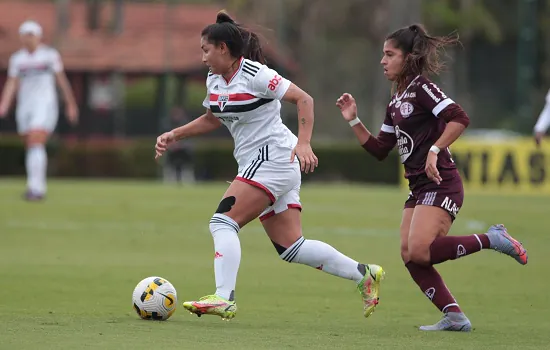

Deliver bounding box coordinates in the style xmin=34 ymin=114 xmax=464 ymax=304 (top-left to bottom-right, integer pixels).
xmin=419 ymin=312 xmax=472 ymax=332
xmin=486 ymin=224 xmax=528 ymax=265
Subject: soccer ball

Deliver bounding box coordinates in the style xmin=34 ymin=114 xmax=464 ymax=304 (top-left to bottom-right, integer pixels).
xmin=132 ymin=276 xmax=177 ymax=321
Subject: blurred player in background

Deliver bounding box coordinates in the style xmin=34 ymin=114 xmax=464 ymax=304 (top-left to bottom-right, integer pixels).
xmin=336 ymin=24 xmax=528 ymax=332
xmin=0 ymin=20 xmax=78 ymax=201
xmin=163 ymin=106 xmax=196 ymax=184
xmin=534 ymin=88 xmax=550 ymax=147
xmin=155 ymin=11 xmax=385 ymax=321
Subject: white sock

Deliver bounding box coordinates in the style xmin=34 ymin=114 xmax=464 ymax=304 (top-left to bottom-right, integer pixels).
xmin=281 ymin=237 xmax=365 ymax=283
xmin=26 ymin=145 xmax=47 ymax=194
xmin=209 ymin=213 xmax=241 ymax=301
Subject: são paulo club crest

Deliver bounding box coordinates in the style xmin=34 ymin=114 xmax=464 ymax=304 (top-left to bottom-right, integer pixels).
xmin=217 ymin=94 xmax=230 ymax=112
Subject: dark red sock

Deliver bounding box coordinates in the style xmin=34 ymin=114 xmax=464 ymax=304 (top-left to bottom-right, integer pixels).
xmin=429 ymin=234 xmax=490 ymax=264
xmin=405 ymin=261 xmax=462 ymax=314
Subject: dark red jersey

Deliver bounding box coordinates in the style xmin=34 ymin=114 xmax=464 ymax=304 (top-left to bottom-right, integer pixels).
xmin=363 ymin=75 xmax=470 ymax=187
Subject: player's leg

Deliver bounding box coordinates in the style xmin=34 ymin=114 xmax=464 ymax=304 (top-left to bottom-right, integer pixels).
xmin=24 ymin=130 xmax=49 ymax=200
xmin=410 ymin=183 xmax=527 ymax=266
xmin=402 ymin=199 xmax=469 ymax=330
xmin=16 ymin=108 xmax=36 ymax=199
xmin=261 ymin=193 xmax=385 ymax=318
xmin=182 ymin=179 xmax=271 ymax=320
xmin=406 ymin=205 xmax=471 ymax=331
xmin=400 ymin=194 xmax=416 ymax=263
xmin=22 ymin=105 xmax=58 ymax=200
xmin=427 ymin=223 xmax=527 ymax=265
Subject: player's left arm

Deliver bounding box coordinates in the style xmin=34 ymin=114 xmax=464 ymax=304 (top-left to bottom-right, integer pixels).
xmin=52 ymin=50 xmax=78 ymax=124
xmin=252 ymin=66 xmax=318 ymax=173
xmin=281 ymin=84 xmax=314 ymax=145
xmin=282 ymin=84 xmax=318 ymax=173
xmin=417 ymin=79 xmax=470 ymax=151
xmin=417 ymin=78 xmax=470 ymax=184
xmin=433 ymin=105 xmax=470 ymax=150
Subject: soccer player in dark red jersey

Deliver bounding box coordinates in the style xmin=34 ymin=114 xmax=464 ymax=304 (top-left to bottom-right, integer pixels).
xmin=336 ymin=24 xmax=528 ymax=331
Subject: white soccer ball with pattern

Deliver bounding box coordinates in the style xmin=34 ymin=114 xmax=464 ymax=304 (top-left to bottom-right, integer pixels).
xmin=132 ymin=276 xmax=177 ymax=321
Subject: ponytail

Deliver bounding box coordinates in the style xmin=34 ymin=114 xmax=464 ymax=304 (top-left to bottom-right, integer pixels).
xmin=202 ymin=10 xmax=266 ymax=64
xmin=386 ymin=23 xmax=460 ymax=92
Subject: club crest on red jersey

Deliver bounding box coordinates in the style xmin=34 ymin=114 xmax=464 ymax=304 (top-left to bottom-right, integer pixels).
xmin=217 ymin=94 xmax=229 ymax=111
xmin=400 ymin=102 xmax=414 ymax=118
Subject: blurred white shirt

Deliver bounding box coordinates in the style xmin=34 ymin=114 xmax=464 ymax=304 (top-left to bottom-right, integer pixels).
xmin=8 ymin=44 xmax=63 ymax=110
xmin=534 ymin=89 xmax=550 ymax=133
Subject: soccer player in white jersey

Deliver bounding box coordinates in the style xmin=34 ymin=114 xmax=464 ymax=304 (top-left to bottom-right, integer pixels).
xmin=154 ymin=11 xmax=385 ymax=321
xmin=534 ymin=89 xmax=550 ymax=147
xmin=0 ymin=20 xmax=78 ymax=201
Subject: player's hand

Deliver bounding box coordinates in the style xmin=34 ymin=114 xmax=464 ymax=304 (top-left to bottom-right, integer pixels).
xmin=291 ymin=142 xmax=318 ymax=174
xmin=425 ymin=151 xmax=442 ymax=185
xmin=155 ymin=131 xmax=176 ymax=160
xmin=336 ymin=93 xmax=358 ymax=122
xmin=66 ymin=103 xmax=79 ymax=125
xmin=534 ymin=131 xmax=544 ymax=148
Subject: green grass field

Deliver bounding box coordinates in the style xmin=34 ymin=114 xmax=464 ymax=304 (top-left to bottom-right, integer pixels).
xmin=0 ymin=179 xmax=547 ymax=350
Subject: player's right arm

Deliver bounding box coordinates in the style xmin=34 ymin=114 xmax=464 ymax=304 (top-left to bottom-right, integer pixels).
xmin=0 ymin=55 xmax=20 ymax=117
xmin=171 ymin=109 xmax=222 ymax=140
xmin=336 ymin=93 xmax=396 ymax=161
xmin=155 ymin=109 xmax=221 ymax=159
xmin=155 ymin=74 xmax=222 ymax=159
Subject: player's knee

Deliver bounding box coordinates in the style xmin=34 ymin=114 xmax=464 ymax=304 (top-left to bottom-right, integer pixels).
xmin=209 ymin=212 xmax=240 ymax=235
xmin=271 ymin=240 xmax=288 ymax=257
xmin=215 ymin=196 xmax=236 ymax=214
xmin=408 ymin=241 xmax=430 ymax=265
xmin=400 ymin=240 xmax=410 ymax=263
xmin=276 ymin=236 xmax=305 ymax=263
xmin=26 ymin=136 xmax=47 ymax=148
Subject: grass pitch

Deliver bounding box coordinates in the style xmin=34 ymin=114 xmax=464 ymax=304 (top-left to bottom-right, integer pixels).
xmin=0 ymin=179 xmax=547 ymax=349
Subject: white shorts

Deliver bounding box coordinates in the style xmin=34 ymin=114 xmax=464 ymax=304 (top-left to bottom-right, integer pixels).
xmin=16 ymin=102 xmax=58 ymax=134
xmin=235 ymin=146 xmax=302 ymax=221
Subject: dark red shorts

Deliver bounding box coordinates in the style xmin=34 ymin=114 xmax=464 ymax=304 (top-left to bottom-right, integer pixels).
xmin=404 ymin=169 xmax=464 ymax=220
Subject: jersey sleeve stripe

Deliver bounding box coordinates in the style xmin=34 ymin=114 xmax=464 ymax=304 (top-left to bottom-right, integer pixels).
xmin=243 ymin=62 xmax=260 ymax=72
xmin=432 ymin=98 xmax=455 ymax=117
xmin=242 ymin=67 xmax=257 ymax=77
xmin=381 ymin=124 xmax=395 ymax=133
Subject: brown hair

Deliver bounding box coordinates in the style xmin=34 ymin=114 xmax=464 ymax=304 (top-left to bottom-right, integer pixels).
xmin=386 ymin=24 xmax=459 ymax=92
xmin=201 ymin=11 xmax=265 ymax=64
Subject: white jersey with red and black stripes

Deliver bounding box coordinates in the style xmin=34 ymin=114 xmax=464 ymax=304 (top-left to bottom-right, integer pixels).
xmin=202 ymin=57 xmax=297 ymax=171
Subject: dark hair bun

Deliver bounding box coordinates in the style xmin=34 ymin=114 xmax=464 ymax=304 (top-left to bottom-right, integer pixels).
xmin=216 ymin=11 xmax=236 ymax=24
xmin=408 ymin=24 xmax=427 ymax=35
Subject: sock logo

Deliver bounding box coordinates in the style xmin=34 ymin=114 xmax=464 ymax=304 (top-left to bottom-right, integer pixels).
xmin=457 ymin=244 xmax=466 ymax=258
xmin=215 ymin=251 xmax=223 ymax=259
xmin=315 ymin=264 xmax=324 ymax=271
xmin=425 ymin=287 xmax=436 ymax=300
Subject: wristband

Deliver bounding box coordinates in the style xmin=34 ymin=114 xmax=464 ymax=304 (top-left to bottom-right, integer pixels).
xmin=429 ymin=145 xmax=441 ymax=155
xmin=349 ymin=117 xmax=361 ymax=127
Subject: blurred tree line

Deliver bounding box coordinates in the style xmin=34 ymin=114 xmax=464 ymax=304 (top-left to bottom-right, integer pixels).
xmin=127 ymin=0 xmax=549 ymax=138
